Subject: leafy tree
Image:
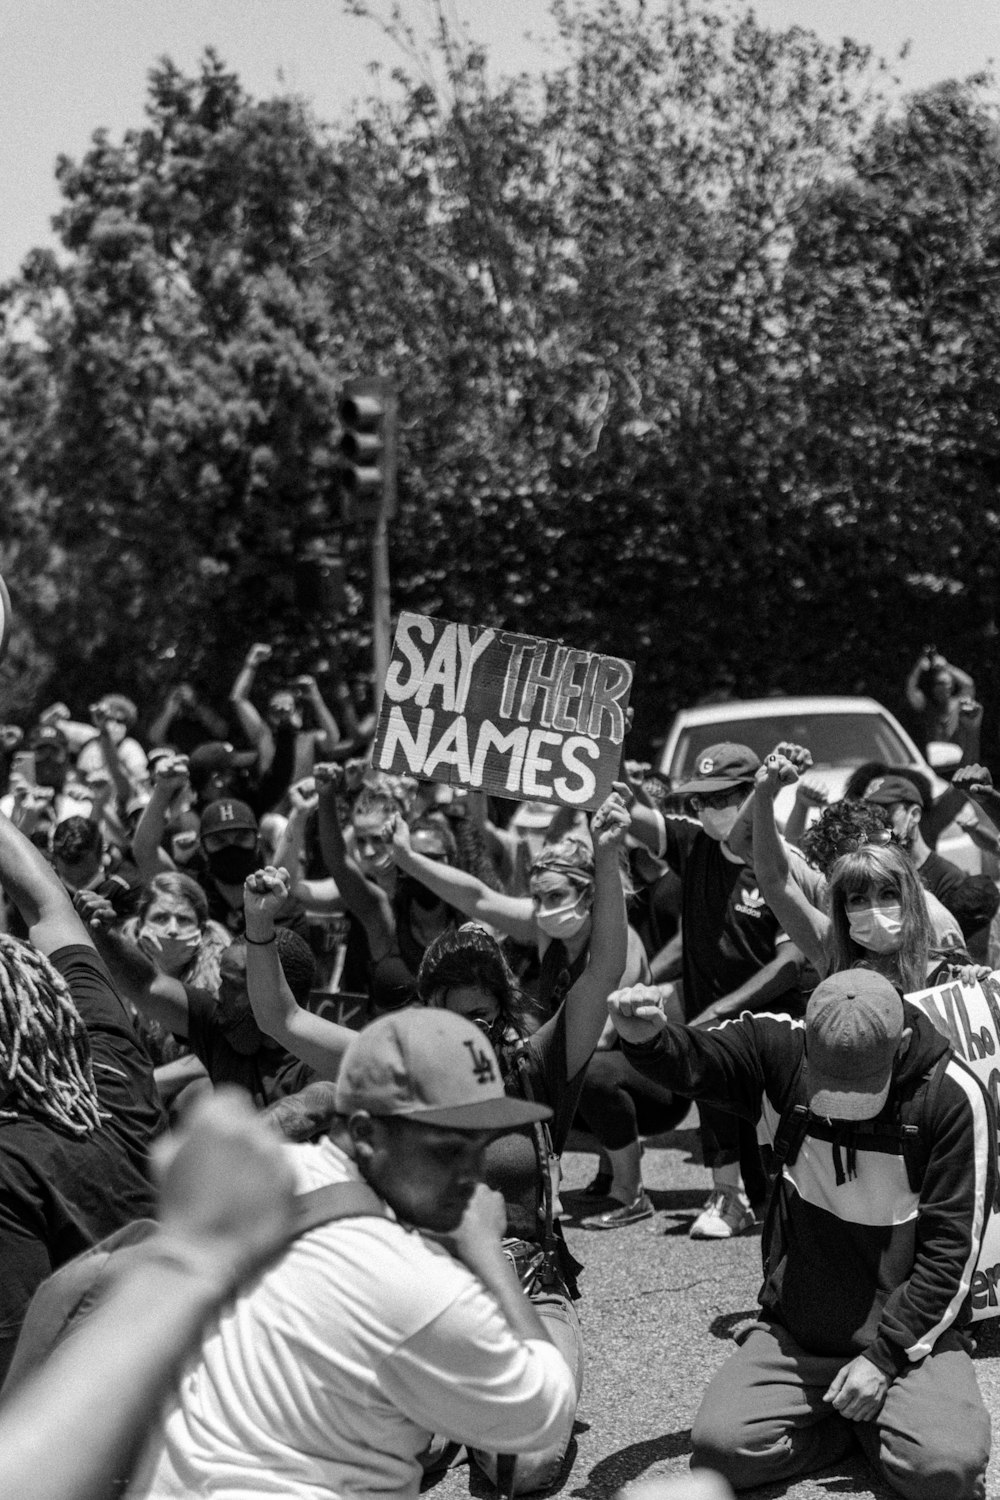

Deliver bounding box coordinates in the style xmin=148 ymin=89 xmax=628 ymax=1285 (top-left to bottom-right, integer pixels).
xmin=1 ymin=5 xmax=998 ymax=760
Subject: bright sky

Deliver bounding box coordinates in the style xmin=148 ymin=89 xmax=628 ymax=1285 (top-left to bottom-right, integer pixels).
xmin=1 ymin=0 xmax=998 ymax=283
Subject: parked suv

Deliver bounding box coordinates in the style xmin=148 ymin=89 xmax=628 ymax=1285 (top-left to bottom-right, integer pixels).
xmin=656 ymin=695 xmax=981 ymax=872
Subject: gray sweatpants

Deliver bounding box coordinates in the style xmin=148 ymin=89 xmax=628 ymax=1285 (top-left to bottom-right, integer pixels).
xmin=691 ymin=1320 xmax=990 ymax=1500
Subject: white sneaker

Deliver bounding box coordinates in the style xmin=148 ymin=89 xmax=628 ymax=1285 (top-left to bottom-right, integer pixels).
xmin=689 ymin=1186 xmax=755 ymax=1240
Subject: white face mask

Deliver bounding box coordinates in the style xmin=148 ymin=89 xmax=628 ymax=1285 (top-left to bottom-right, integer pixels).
xmin=140 ymin=927 xmax=201 ymax=975
xmin=698 ymin=806 xmax=740 ymax=842
xmin=847 ymin=904 xmax=904 ymax=953
xmin=536 ymin=898 xmax=589 ymax=942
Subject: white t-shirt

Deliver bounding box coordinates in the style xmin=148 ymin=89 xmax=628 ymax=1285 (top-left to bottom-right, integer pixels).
xmin=128 ymin=1139 xmax=573 ymax=1500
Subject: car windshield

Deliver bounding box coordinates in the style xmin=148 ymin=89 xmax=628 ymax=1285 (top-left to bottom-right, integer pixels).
xmin=670 ymin=712 xmax=913 ymax=781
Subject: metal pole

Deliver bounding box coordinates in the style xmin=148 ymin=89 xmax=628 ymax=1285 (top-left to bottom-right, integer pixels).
xmin=371 ymin=384 xmax=398 ymax=713
xmin=371 ymin=511 xmax=391 ymax=713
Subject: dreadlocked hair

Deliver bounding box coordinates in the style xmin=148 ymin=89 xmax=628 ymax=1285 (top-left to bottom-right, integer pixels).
xmin=0 ymin=935 xmax=106 ymax=1136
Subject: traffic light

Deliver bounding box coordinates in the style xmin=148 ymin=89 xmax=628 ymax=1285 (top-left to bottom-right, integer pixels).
xmin=339 ymin=377 xmax=398 ymax=525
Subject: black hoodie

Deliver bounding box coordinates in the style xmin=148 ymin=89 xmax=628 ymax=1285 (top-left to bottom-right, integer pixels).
xmin=623 ymin=1002 xmax=993 ymax=1375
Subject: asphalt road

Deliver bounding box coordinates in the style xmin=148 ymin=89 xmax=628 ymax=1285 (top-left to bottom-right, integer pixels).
xmin=425 ymin=1112 xmax=1000 ymax=1500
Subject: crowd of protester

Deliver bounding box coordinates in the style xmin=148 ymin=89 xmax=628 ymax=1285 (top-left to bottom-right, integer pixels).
xmin=0 ymin=639 xmax=995 ymax=1499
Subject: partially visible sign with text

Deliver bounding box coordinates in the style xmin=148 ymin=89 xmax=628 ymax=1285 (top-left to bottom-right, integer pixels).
xmin=372 ymin=613 xmax=633 ymax=811
xmin=909 ymin=972 xmax=1000 ymax=1320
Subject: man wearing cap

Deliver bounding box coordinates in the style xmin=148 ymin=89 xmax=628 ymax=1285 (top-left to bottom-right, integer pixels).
xmin=861 ymin=774 xmax=999 ymax=961
xmin=193 ymin=797 xmax=305 ymax=939
xmin=127 ymin=1008 xmax=576 ymax=1499
xmin=620 ymin=743 xmax=805 ymax=1238
xmin=607 ymin=969 xmax=993 ymax=1498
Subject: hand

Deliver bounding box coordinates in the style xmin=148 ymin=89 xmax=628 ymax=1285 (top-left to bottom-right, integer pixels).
xmin=770 ymin=741 xmax=813 ymax=773
xmin=343 ymin=757 xmax=369 ymax=794
xmin=244 ymin=643 xmax=273 ymax=669
xmin=953 ymin=764 xmax=994 ymax=798
xmin=591 ymin=791 xmax=630 ymax=853
xmin=439 ymin=1183 xmax=509 ymax=1267
xmin=607 ymin=984 xmax=672 ymax=1044
xmin=387 ymin=811 xmax=412 ymax=859
xmin=152 ymin=1089 xmax=296 ymax=1291
xmin=755 ymin=753 xmax=800 ymax=797
xmin=168 ymin=683 xmax=196 ymax=712
xmin=243 ymin=865 xmax=291 ymax=925
xmin=952 ymin=964 xmax=992 ymax=988
xmin=823 ymin=1353 xmax=889 ymax=1422
xmin=153 ymin=753 xmax=190 ymax=795
xmin=794 ymin=774 xmax=830 ymax=808
xmin=293 ymin=674 xmax=317 ymax=698
xmin=38 ymin=702 xmax=70 ymax=728
xmin=0 ymin=725 xmax=23 ymax=752
xmin=74 ymin=888 xmax=117 ymax=932
xmin=313 ymin=760 xmax=345 ymax=792
xmin=612 ymin=779 xmax=636 ymax=812
xmin=288 ymin=777 xmax=319 ymax=817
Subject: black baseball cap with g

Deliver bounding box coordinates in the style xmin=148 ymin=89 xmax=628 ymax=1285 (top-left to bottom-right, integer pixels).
xmin=672 ymin=742 xmax=761 ymax=798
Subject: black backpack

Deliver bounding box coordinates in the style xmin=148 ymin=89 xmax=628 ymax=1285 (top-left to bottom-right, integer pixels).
xmin=2 ymin=1177 xmax=383 ymax=1397
xmin=768 ymin=1050 xmax=1000 ymax=1316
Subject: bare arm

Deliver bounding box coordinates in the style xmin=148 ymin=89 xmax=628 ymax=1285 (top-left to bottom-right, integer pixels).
xmin=230 ymin=644 xmax=275 ymax=773
xmin=131 ymin=758 xmax=189 ymax=882
xmin=751 ymin=759 xmax=830 ymax=971
xmin=0 ymin=1091 xmax=295 ymax=1500
xmin=0 ymin=811 xmax=95 ymax=956
xmin=906 ymin=653 xmax=931 ymax=713
xmin=244 ymin=867 xmax=355 ymax=1077
xmin=389 ymin=815 xmax=537 ymax=943
xmin=315 ymin=778 xmax=395 ymax=955
xmin=298 ymin=677 xmax=341 ymax=757
xmin=76 ymin=896 xmax=189 ymax=1036
xmin=562 ymin=795 xmax=630 ymax=1080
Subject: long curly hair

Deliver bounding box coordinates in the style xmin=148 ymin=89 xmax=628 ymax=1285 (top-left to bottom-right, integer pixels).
xmin=0 ymin=936 xmax=106 ymax=1135
xmin=827 ymin=843 xmax=929 ymax=994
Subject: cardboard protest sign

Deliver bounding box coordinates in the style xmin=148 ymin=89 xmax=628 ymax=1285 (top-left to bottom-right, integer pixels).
xmin=372 ymin=613 xmax=633 ymax=811
xmin=908 ymin=972 xmax=1000 ymax=1320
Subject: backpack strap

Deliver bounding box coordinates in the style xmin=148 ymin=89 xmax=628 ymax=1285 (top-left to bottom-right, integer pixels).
xmin=771 ymin=1102 xmax=810 ymax=1171
xmin=292 ymin=1180 xmax=386 ymax=1238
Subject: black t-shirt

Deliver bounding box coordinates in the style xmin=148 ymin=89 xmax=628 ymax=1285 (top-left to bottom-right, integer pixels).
xmin=918 ymin=850 xmax=1000 ymax=941
xmin=0 ymin=945 xmax=165 ymax=1368
xmin=182 ymin=985 xmax=316 ymax=1108
xmin=660 ymin=817 xmax=789 ymax=1021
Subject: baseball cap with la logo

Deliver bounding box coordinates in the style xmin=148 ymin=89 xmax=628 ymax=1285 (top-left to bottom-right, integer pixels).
xmin=334 ymin=1009 xmax=552 ymax=1130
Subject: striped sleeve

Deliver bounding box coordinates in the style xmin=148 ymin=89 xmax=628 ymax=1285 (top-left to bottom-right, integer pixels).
xmin=867 ymin=1059 xmax=993 ymax=1374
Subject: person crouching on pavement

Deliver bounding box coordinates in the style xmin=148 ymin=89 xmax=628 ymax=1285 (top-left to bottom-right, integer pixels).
xmin=607 ymin=968 xmax=992 ymax=1499
xmin=126 ymin=1007 xmax=576 ymax=1499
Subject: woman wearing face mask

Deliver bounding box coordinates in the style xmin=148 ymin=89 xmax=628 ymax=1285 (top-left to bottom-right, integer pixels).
xmin=314 ymin=772 xmax=463 ymax=1013
xmin=387 ymin=805 xmax=654 ymax=1222
xmin=241 ymin=794 xmax=630 ymax=1496
xmin=753 ymin=753 xmax=987 ymax=992
xmin=123 ymin=871 xmax=231 ymax=1101
xmin=133 ymin=872 xmax=231 ymax=993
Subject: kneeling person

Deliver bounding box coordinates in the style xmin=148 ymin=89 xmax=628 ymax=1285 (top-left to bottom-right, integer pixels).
xmin=126 ymin=1008 xmax=575 ymax=1499
xmin=609 ymin=971 xmax=992 ymax=1499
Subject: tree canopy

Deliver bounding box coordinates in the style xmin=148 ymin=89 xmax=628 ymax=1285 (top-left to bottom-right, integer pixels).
xmin=1 ymin=1 xmax=998 ymax=752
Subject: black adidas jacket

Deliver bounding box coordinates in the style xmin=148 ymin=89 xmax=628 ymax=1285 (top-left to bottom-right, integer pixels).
xmin=622 ymin=1003 xmax=993 ymax=1374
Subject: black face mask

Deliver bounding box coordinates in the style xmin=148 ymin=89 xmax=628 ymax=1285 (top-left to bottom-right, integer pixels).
xmin=206 ymin=844 xmax=261 ymax=886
